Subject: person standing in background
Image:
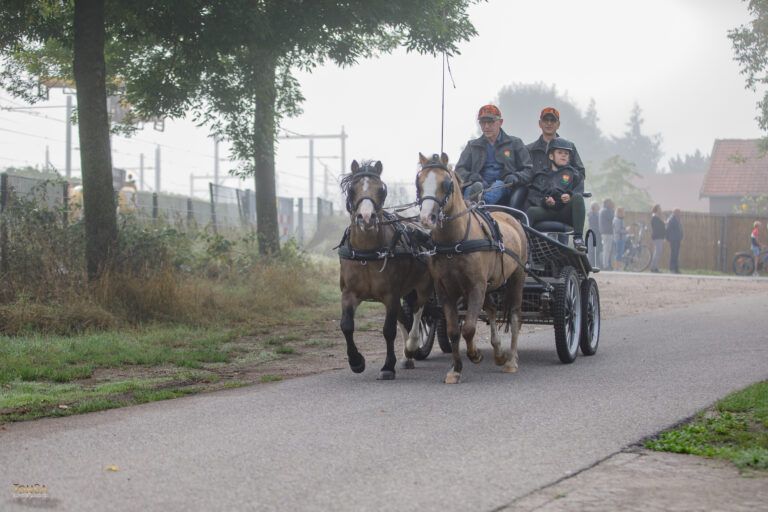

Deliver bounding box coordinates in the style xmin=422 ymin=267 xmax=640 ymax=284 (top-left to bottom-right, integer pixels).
xmin=666 ymin=208 xmax=684 ymax=274
xmin=599 ymin=198 xmax=615 ymax=270
xmin=612 ymin=207 xmax=627 ymax=270
xmin=649 ymin=204 xmax=666 ymax=273
xmin=587 ymin=201 xmax=601 ymax=267
xmin=751 ymin=220 xmax=762 ymax=277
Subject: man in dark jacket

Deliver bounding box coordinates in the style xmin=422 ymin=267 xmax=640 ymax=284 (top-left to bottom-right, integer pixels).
xmin=525 ymin=138 xmax=586 ymax=252
xmin=455 ymin=104 xmax=532 ymax=207
xmin=526 ymin=107 xmax=586 ymax=191
xmin=598 ymin=198 xmax=615 ymax=269
xmin=666 ymin=208 xmax=684 ymax=273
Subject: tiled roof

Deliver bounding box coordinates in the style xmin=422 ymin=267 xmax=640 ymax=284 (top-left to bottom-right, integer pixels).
xmin=700 ymin=139 xmax=768 ymax=197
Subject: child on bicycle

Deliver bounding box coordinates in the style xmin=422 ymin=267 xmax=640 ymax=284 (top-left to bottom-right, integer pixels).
xmin=752 ymin=220 xmax=762 ymax=276
xmin=525 ymin=137 xmax=586 ymax=252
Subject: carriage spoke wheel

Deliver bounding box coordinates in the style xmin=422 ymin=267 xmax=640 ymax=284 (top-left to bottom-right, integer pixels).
xmin=413 ymin=313 xmax=436 ymax=360
xmin=579 ymin=278 xmax=600 ymax=356
xmin=553 ymin=266 xmax=582 ymax=364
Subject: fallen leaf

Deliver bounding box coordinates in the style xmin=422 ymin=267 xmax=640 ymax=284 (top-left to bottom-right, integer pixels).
xmin=58 ymin=404 xmax=69 ymax=410
xmin=105 ymin=465 xmax=120 ymax=472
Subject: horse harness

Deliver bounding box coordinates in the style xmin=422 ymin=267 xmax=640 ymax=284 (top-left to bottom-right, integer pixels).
xmin=336 ymin=211 xmax=430 ymax=269
xmin=416 ymin=158 xmax=524 ymax=269
xmin=430 ymin=206 xmax=525 ymax=272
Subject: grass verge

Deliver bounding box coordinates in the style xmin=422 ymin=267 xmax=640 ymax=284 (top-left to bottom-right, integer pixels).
xmin=645 ymin=381 xmax=768 ymax=472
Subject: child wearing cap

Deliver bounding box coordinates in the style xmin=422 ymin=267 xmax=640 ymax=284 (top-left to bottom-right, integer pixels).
xmin=524 ymin=137 xmax=586 ymax=251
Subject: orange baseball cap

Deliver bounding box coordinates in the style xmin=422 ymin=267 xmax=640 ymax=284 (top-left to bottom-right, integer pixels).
xmin=540 ymin=107 xmax=560 ymax=120
xmin=477 ymin=104 xmax=502 ymax=120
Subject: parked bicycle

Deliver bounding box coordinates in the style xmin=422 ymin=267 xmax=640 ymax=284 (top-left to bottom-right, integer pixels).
xmin=732 ymin=247 xmax=768 ymax=276
xmin=621 ymin=222 xmax=652 ymax=272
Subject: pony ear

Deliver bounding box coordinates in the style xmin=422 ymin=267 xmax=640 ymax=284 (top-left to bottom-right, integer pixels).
xmin=419 ymin=153 xmax=429 ymax=166
xmin=351 ymin=160 xmax=360 ymax=173
xmin=440 ymin=152 xmax=450 ymax=166
xmin=374 ymin=161 xmax=383 ymax=175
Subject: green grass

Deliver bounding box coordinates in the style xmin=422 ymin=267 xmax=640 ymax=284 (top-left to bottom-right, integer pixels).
xmin=646 ymin=381 xmax=768 ymax=471
xmin=260 ymin=374 xmax=282 ymax=383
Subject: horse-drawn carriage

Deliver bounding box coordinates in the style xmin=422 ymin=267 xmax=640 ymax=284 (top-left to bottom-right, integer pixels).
xmin=407 ymin=210 xmax=600 ymax=365
xmin=338 ymin=154 xmax=601 ymax=383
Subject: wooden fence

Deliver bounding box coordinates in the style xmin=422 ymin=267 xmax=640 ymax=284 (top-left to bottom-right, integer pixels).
xmin=623 ymin=210 xmax=768 ymax=272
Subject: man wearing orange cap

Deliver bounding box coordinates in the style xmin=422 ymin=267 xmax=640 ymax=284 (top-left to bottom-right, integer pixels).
xmin=455 ymin=104 xmax=532 ymax=206
xmin=527 ymin=107 xmax=585 ymax=190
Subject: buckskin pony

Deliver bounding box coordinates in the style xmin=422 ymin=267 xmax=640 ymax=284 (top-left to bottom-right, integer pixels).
xmin=415 ymin=153 xmax=528 ymax=384
xmin=338 ymin=160 xmax=433 ymax=380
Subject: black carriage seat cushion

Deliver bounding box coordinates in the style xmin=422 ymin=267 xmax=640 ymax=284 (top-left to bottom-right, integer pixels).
xmin=533 ymin=220 xmax=574 ymax=233
xmin=509 ymin=186 xmax=528 ymax=211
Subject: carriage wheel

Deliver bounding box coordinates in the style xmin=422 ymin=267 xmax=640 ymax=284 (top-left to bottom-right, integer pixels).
xmin=579 ymin=278 xmax=600 ymax=356
xmin=401 ymin=298 xmax=435 ymax=360
xmin=732 ymin=252 xmax=755 ymax=276
xmin=553 ymin=266 xmax=582 ymax=364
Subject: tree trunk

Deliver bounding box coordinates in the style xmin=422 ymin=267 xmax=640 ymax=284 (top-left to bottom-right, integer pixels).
xmin=252 ymin=54 xmax=280 ymax=255
xmin=73 ymin=0 xmax=117 ymax=279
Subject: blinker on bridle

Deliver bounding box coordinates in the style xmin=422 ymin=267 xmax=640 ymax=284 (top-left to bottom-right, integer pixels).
xmin=346 ymin=171 xmax=388 ymax=214
xmin=416 ymin=160 xmax=454 ymax=209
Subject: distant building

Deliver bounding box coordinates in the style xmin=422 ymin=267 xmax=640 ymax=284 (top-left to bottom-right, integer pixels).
xmin=700 ymin=139 xmax=768 ymax=214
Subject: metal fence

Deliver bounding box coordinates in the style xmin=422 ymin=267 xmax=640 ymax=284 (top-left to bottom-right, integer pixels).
xmin=0 ymin=173 xmax=335 ymax=247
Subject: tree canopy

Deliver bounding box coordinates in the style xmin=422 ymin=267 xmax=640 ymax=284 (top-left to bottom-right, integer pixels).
xmin=730 ymin=0 xmax=768 ymax=132
xmin=2 ymin=0 xmax=481 ymax=254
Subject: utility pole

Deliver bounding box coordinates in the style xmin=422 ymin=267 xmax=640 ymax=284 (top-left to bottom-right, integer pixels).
xmin=309 ymin=139 xmax=314 ymax=213
xmin=154 ymin=145 xmax=161 ymax=193
xmin=340 ymin=125 xmax=346 ymax=175
xmin=139 ymin=153 xmax=144 ymax=191
xmin=45 ymin=145 xmax=50 ymax=171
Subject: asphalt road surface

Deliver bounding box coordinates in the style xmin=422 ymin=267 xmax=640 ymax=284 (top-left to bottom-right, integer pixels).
xmin=2 ymin=293 xmax=768 ymax=511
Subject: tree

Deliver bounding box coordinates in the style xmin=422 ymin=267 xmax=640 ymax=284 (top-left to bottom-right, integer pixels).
xmin=0 ymin=0 xmax=117 ymax=279
xmin=589 ymin=156 xmax=653 ymax=211
xmin=611 ymin=102 xmax=663 ymax=174
xmin=730 ymin=0 xmax=768 ymax=132
xmin=668 ymin=149 xmax=710 ymax=174
xmin=118 ymin=0 xmax=480 ymax=254
xmin=496 ymin=83 xmax=608 ymax=168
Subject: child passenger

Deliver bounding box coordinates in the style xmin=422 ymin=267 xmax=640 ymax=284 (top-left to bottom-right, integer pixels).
xmin=525 ymin=138 xmax=586 ymax=252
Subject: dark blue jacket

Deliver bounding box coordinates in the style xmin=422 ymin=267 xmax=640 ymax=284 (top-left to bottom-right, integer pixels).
xmin=526 ymin=163 xmax=581 ymax=210
xmin=666 ymin=214 xmax=684 ymax=242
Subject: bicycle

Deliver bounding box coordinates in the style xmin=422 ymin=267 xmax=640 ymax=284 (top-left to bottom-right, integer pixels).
xmin=732 ymin=247 xmax=768 ymax=276
xmin=621 ymin=222 xmax=652 ymax=272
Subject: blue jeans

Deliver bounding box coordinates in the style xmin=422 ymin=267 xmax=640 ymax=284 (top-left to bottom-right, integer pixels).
xmin=482 ymin=180 xmax=509 ymax=205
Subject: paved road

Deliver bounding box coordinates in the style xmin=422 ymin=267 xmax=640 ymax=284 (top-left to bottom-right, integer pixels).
xmin=2 ymin=293 xmax=768 ymax=511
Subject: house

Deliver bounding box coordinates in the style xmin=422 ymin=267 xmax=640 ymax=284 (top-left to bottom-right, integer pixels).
xmin=700 ymin=139 xmax=768 ymax=214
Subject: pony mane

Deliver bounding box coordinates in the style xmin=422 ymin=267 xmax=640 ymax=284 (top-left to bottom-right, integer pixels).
xmin=339 ymin=160 xmax=379 ymax=197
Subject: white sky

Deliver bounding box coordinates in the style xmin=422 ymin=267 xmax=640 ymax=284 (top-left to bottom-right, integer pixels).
xmin=0 ymin=0 xmax=762 ymax=207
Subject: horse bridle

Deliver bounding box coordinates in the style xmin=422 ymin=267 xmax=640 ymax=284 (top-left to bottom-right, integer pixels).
xmin=346 ymin=171 xmax=388 ymax=215
xmin=416 ymin=161 xmax=455 ymax=222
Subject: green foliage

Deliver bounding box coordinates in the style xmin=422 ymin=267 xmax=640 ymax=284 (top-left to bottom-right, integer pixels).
xmin=730 ymin=1 xmax=768 ymax=133
xmin=588 ymin=156 xmax=653 ymax=211
xmin=497 ymin=85 xmax=662 ymax=174
xmin=733 ymin=194 xmax=768 ymax=216
xmin=646 ymin=381 xmax=768 ymax=471
xmin=668 ymin=149 xmax=710 ymax=174
xmin=611 ymin=102 xmax=663 ymax=174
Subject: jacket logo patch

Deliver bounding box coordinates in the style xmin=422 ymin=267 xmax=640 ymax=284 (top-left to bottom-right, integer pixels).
xmin=503 ymin=150 xmax=511 ymax=158
xmin=561 ymin=175 xmax=571 ymax=184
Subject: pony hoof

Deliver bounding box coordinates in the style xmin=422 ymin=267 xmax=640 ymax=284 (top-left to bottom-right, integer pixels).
xmin=349 ymin=355 xmax=366 ymax=374
xmin=377 ymin=370 xmax=395 ymax=380
xmin=401 ymin=359 xmax=415 ymax=370
xmin=494 ymin=354 xmax=509 ymax=366
xmin=502 ymin=362 xmax=518 ymax=373
xmin=468 ymin=350 xmax=483 ymax=364
xmin=404 ymin=349 xmax=417 ymax=359
xmin=444 ymin=371 xmax=461 ymax=384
